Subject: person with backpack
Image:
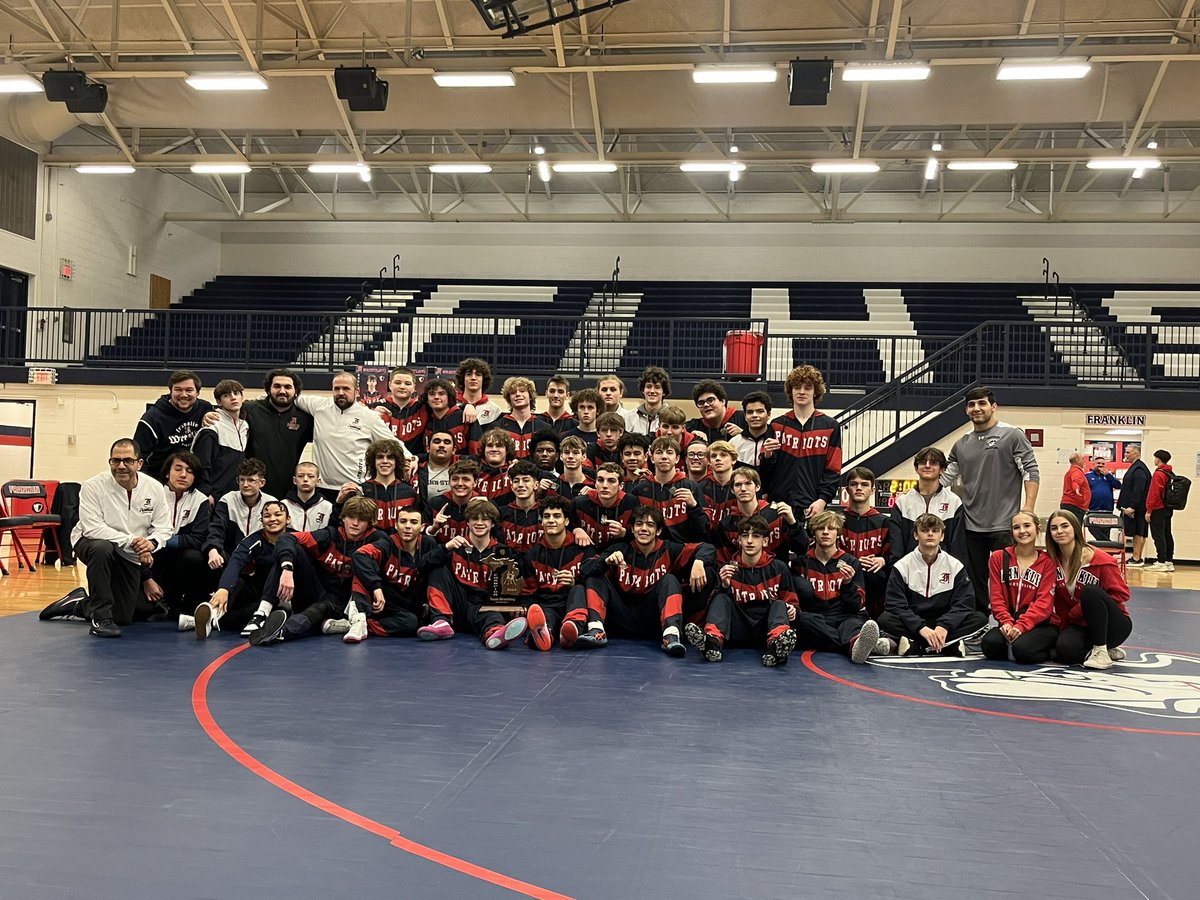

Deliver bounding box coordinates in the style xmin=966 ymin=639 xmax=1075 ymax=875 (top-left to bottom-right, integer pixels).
xmin=1146 ymin=449 xmax=1187 ymax=572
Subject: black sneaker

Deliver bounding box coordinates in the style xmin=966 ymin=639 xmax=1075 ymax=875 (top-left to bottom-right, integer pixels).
xmin=241 ymin=612 xmax=269 ymax=638
xmin=661 ymin=633 xmax=686 ymax=658
xmin=703 ymin=635 xmax=723 ymax=663
xmin=684 ymin=622 xmax=707 ymax=652
xmin=40 ymin=587 xmax=87 ymax=621
xmin=249 ymin=609 xmax=288 ymax=646
xmin=89 ymin=617 xmax=121 ymax=638
xmin=575 ymin=628 xmax=608 ymax=649
xmin=763 ymin=629 xmax=797 ymax=667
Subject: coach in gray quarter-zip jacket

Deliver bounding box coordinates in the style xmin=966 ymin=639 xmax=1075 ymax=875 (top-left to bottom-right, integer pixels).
xmin=942 ymin=387 xmax=1040 ymax=613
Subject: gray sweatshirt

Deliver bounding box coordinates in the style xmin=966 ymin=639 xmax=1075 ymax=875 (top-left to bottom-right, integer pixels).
xmin=942 ymin=421 xmax=1040 ymax=533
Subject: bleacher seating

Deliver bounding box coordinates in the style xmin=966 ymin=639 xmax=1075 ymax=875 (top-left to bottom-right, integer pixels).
xmin=90 ymin=276 xmax=364 ymax=368
xmin=1075 ymin=285 xmax=1200 ymax=382
xmin=619 ymin=282 xmax=753 ymax=378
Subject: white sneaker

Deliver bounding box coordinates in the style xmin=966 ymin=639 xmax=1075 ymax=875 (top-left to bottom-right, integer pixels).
xmin=344 ymin=615 xmax=368 ymax=643
xmin=1083 ymin=646 xmax=1113 ymax=670
xmin=322 ymin=618 xmax=351 ymax=635
xmin=1148 ymin=561 xmax=1168 ymax=570
xmin=178 ymin=614 xmax=196 ymax=632
xmin=897 ymin=636 xmax=913 ymax=657
xmin=1164 ymin=562 xmax=1175 ymax=572
xmin=1108 ymin=646 xmax=1126 ymax=662
xmin=194 ymin=601 xmax=220 ymax=641
xmin=874 ymin=636 xmax=897 ymax=656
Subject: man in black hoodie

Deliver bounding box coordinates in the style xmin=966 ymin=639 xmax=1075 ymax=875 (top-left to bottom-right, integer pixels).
xmin=243 ymin=368 xmax=314 ymax=500
xmin=133 ymin=370 xmax=213 ymax=483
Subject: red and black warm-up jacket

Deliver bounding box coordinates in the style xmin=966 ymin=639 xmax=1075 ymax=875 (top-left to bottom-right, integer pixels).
xmin=351 ymin=532 xmax=449 ymax=604
xmin=556 ymin=473 xmax=594 ymax=499
xmin=630 ymin=472 xmax=710 ymax=542
xmin=685 ymin=408 xmax=747 ymax=445
xmin=1051 ymin=548 xmax=1131 ymax=629
xmin=477 ymin=464 xmax=514 ymax=504
xmin=571 ymin=488 xmax=643 ymax=549
xmin=584 ymin=538 xmax=716 ymax=596
xmin=760 ymin=410 xmax=842 ymax=509
xmin=839 ymin=507 xmax=901 ymax=568
xmin=500 ymin=502 xmax=544 ymax=554
xmin=275 ymin=524 xmax=381 ymax=594
xmin=544 ymin=413 xmax=576 ymax=436
xmin=426 ymin=493 xmax=477 ymax=544
xmin=425 ymin=404 xmax=482 ymax=457
xmin=358 ymin=478 xmax=419 ymax=532
xmin=588 ymin=444 xmax=621 ymax=470
xmin=372 ymin=398 xmax=428 ymax=456
xmin=793 ymin=548 xmax=866 ymax=620
xmin=518 ymin=534 xmax=594 ymax=600
xmin=441 ymin=537 xmax=510 ymax=595
xmin=713 ymin=500 xmax=806 ymax=564
xmin=700 ymin=476 xmax=739 ymax=528
xmin=987 ymin=548 xmax=1057 ymax=632
xmin=491 ymin=412 xmax=551 ymax=459
xmin=721 ymin=551 xmax=800 ymax=610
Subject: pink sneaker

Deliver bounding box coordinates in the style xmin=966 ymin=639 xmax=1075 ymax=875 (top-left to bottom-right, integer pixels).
xmin=418 ymin=619 xmax=455 ymax=641
xmin=485 ymin=617 xmax=528 ymax=650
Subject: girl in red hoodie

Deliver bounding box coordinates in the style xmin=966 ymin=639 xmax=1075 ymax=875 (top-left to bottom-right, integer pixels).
xmin=1046 ymin=509 xmax=1132 ymax=670
xmin=981 ymin=510 xmax=1058 ymax=664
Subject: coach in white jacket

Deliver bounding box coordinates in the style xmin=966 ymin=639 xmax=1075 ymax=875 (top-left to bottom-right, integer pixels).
xmin=294 ymin=371 xmax=413 ymax=502
xmin=71 ymin=438 xmax=173 ymax=637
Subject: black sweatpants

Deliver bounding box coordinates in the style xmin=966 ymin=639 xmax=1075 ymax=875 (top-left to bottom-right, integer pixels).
xmin=1150 ymin=508 xmax=1174 ymax=563
xmin=964 ymin=529 xmax=1013 ymax=612
xmin=793 ymin=610 xmax=867 ymax=654
xmin=1055 ymin=585 xmax=1133 ymax=664
xmin=704 ymin=593 xmax=791 ymax=648
xmin=261 ymin=550 xmax=352 ymax=639
xmin=428 ymin=569 xmax=504 ymax=641
xmin=150 ymin=546 xmax=213 ymax=615
xmin=980 ymin=621 xmax=1058 ymax=664
xmin=76 ymin=537 xmax=153 ymax=625
xmin=583 ymin=574 xmax=684 ymax=640
xmin=876 ymin=609 xmax=989 ymax=646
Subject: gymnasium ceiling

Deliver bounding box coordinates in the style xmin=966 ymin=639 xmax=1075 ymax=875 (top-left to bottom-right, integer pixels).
xmin=3 ymin=0 xmax=1200 ymax=223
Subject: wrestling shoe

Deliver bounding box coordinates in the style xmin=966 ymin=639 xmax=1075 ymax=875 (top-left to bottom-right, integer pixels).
xmin=417 ymin=619 xmax=455 ymax=641
xmin=762 ymin=629 xmax=797 ymax=667
xmin=527 ymin=604 xmax=553 ymax=651
xmin=241 ymin=612 xmax=268 ymax=638
xmin=485 ymin=617 xmax=528 ymax=650
xmin=684 ymin=622 xmax=707 ymax=653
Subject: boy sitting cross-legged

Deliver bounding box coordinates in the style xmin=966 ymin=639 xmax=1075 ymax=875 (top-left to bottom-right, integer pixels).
xmin=685 ymin=515 xmax=799 ymax=667
xmin=877 ymin=513 xmax=988 ymax=657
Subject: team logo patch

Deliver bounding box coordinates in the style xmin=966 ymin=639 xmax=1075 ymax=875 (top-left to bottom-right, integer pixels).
xmin=867 ymin=652 xmax=1200 ymax=720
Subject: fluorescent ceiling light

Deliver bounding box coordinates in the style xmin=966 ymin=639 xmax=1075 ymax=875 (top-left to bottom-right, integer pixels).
xmin=996 ymin=60 xmax=1091 ymax=81
xmin=551 ymin=162 xmax=618 ymax=173
xmin=924 ymin=158 xmax=939 ymax=180
xmin=0 ymin=72 xmax=42 ymax=93
xmin=842 ymin=63 xmax=930 ymax=82
xmin=191 ymin=162 xmax=252 ymax=174
xmin=537 ymin=160 xmax=551 ymax=183
xmin=359 ymin=168 xmax=372 ymax=183
xmin=692 ymin=65 xmax=778 ymax=84
xmin=432 ymin=72 xmax=515 ymax=88
xmin=946 ymin=159 xmax=1018 ymax=171
xmin=811 ymin=161 xmax=880 ymax=174
xmin=185 ymin=73 xmax=268 ymax=91
xmin=428 ymin=164 xmax=493 ymax=174
xmin=76 ymin=165 xmax=136 ymax=174
xmin=308 ymin=163 xmax=370 ymax=174
xmin=1086 ymin=157 xmax=1162 ymax=170
xmin=679 ymin=162 xmax=747 ymax=173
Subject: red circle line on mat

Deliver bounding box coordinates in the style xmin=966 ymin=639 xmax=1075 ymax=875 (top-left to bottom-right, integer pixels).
xmin=192 ymin=645 xmax=576 ymax=900
xmin=800 ymin=650 xmax=1200 ymax=737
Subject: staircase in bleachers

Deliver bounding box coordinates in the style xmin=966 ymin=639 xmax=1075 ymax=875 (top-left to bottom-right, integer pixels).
xmin=89 ymin=276 xmax=363 ymax=367
xmin=1075 ymin=286 xmax=1200 ymax=383
xmin=1019 ymin=295 xmax=1141 ymax=386
xmin=559 ymin=292 xmax=644 ymax=373
xmin=619 ymin=282 xmax=753 ymax=378
xmin=294 ymin=286 xmax=428 ymax=370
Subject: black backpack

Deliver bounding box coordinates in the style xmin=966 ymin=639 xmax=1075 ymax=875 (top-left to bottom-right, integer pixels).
xmin=1163 ymin=471 xmax=1191 ymax=511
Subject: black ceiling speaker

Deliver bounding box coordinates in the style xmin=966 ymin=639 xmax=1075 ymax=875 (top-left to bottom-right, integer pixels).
xmin=334 ymin=66 xmax=389 ymax=111
xmin=43 ymin=69 xmax=109 ymax=113
xmin=788 ymin=60 xmax=833 ymax=107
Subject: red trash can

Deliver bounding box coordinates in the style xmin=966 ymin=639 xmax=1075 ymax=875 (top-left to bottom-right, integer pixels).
xmin=723 ymin=330 xmax=765 ymax=378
